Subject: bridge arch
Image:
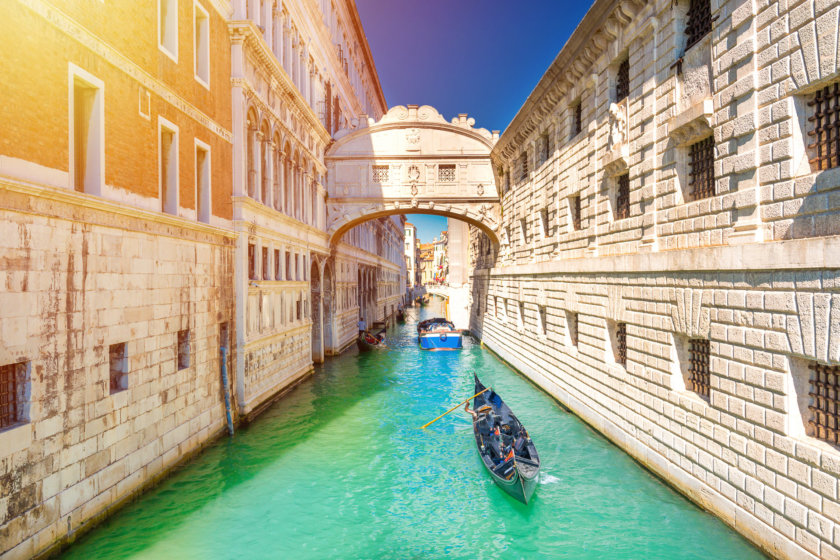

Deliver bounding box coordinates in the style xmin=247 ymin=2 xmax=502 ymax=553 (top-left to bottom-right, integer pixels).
xmin=325 ymin=105 xmax=501 ymax=247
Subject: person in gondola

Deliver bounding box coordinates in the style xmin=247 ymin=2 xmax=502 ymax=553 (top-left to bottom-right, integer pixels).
xmin=357 ymin=316 xmax=367 ymax=334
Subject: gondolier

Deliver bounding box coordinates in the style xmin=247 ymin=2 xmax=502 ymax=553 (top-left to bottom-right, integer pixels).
xmin=357 ymin=316 xmax=366 ymax=333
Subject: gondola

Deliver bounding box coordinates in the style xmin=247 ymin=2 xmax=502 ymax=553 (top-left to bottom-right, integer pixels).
xmin=396 ymin=309 xmax=405 ymax=323
xmin=471 ymin=374 xmax=540 ymax=503
xmin=356 ymin=330 xmax=385 ymax=352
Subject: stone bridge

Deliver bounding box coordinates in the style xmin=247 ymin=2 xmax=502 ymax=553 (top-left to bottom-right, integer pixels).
xmin=325 ymin=105 xmax=501 ymax=245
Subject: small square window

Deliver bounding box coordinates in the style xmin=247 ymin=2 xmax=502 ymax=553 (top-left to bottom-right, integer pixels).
xmin=177 ymin=330 xmax=191 ymax=370
xmin=687 ymin=338 xmax=711 ymax=401
xmin=109 ymin=343 xmax=128 ymax=394
xmin=688 ymin=137 xmax=715 ymax=201
xmin=438 ymin=164 xmax=456 ymax=182
xmin=372 ymin=165 xmax=389 ymax=183
xmin=0 ymin=362 xmax=29 ymax=429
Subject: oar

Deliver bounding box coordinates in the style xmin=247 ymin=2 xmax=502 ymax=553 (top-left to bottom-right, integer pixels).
xmin=420 ymin=387 xmax=490 ymax=429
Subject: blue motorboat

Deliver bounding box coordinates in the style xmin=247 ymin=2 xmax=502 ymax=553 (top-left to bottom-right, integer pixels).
xmin=417 ymin=317 xmax=463 ymax=350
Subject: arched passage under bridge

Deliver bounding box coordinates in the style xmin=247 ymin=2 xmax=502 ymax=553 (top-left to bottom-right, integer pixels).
xmin=325 ymin=105 xmax=502 ymax=247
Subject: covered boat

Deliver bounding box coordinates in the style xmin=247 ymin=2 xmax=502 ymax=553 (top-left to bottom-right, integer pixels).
xmin=357 ymin=330 xmax=385 ymax=352
xmin=471 ymin=374 xmax=540 ymax=503
xmin=417 ymin=317 xmax=462 ymax=350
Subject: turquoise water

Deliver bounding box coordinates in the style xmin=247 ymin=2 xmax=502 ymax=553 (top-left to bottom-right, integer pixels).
xmin=62 ymin=301 xmax=765 ymax=559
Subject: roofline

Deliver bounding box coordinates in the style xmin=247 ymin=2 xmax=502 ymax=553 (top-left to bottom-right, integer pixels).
xmin=348 ymin=0 xmax=388 ymax=114
xmin=495 ymin=0 xmax=620 ymax=158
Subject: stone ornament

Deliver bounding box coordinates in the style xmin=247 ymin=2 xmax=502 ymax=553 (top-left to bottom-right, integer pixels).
xmin=608 ymin=102 xmax=627 ymax=150
xmin=407 ymin=164 xmax=420 ymax=181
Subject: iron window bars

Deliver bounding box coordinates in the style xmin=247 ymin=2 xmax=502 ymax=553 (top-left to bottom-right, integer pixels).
xmin=571 ymin=195 xmax=582 ymax=231
xmin=616 ymin=174 xmax=630 ymax=220
xmin=807 ymin=83 xmax=840 ymax=171
xmin=616 ymin=322 xmax=627 ymax=366
xmin=573 ymin=102 xmax=583 ymax=136
xmin=616 ymin=58 xmax=630 ymax=102
xmin=0 ymin=363 xmax=20 ymax=429
xmin=809 ymin=363 xmax=840 ymax=445
xmin=685 ymin=0 xmax=712 ymax=51
xmin=688 ymin=136 xmax=715 ymax=201
xmin=688 ymin=339 xmax=711 ymax=401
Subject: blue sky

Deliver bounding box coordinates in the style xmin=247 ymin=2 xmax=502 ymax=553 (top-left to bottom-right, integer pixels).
xmin=356 ymin=1 xmax=591 ymax=243
xmin=355 ymin=0 xmax=592 ymax=133
xmin=404 ymin=214 xmax=448 ymax=244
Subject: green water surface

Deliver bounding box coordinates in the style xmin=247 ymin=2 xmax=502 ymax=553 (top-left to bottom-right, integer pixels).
xmin=62 ymin=301 xmax=765 ymax=559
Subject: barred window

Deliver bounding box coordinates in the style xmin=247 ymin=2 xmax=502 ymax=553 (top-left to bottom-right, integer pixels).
xmin=438 ymin=164 xmax=456 ymax=182
xmin=615 ymin=322 xmax=627 ymax=366
xmin=372 ymin=165 xmax=389 ymax=183
xmin=685 ymin=0 xmax=712 ymax=51
xmin=688 ymin=339 xmax=711 ymax=401
xmin=807 ymin=83 xmax=840 ymax=171
xmin=177 ymin=330 xmax=191 ymax=370
xmin=519 ymin=152 xmax=529 ymax=181
xmin=688 ymin=137 xmax=715 ymax=201
xmin=570 ymin=195 xmax=582 ymax=231
xmin=573 ymin=102 xmax=582 ymax=136
xmin=615 ymin=174 xmax=630 ymax=220
xmin=616 ymin=58 xmax=630 ymax=102
xmin=0 ymin=363 xmax=26 ymax=430
xmin=809 ymin=363 xmax=840 ymax=445
xmin=539 ymin=133 xmax=550 ymax=164
xmin=109 ymin=343 xmax=128 ymax=394
xmin=568 ymin=312 xmax=579 ymax=346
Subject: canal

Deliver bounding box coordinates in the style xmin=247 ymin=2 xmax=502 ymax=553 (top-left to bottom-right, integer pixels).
xmin=62 ymin=299 xmax=764 ymax=559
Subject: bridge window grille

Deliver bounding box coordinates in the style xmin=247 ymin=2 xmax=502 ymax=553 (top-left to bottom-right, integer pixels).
xmin=688 ymin=339 xmax=711 ymax=401
xmin=688 ymin=137 xmax=715 ymax=201
xmin=573 ymin=102 xmax=582 ymax=137
xmin=570 ymin=195 xmax=582 ymax=231
xmin=616 ymin=58 xmax=630 ymax=102
xmin=685 ymin=0 xmax=712 ymax=51
xmin=438 ymin=164 xmax=456 ymax=183
xmin=616 ymin=174 xmax=630 ymax=220
xmin=372 ymin=165 xmax=389 ymax=183
xmin=615 ymin=322 xmax=627 ymax=366
xmin=809 ymin=363 xmax=840 ymax=445
xmin=807 ymin=83 xmax=840 ymax=171
xmin=0 ymin=363 xmax=24 ymax=430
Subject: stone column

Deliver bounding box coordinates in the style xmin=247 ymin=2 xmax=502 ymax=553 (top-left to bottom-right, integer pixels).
xmin=247 ymin=125 xmax=259 ymax=199
xmin=283 ymin=21 xmax=293 ymax=73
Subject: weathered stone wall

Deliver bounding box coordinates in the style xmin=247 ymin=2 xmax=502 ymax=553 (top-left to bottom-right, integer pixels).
xmin=473 ymin=0 xmax=840 ymax=558
xmin=0 ymin=183 xmax=235 ymax=559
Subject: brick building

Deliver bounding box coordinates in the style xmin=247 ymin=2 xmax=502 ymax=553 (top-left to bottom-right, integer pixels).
xmin=469 ymin=0 xmax=840 ymax=558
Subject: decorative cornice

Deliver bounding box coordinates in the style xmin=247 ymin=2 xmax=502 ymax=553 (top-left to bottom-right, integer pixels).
xmin=230 ymin=20 xmax=331 ymax=147
xmin=493 ymin=0 xmax=648 ymax=161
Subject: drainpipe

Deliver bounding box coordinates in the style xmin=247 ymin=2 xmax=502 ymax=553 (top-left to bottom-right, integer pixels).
xmin=220 ymin=346 xmax=234 ymax=436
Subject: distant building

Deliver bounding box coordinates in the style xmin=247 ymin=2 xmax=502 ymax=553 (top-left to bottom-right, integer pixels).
xmin=419 ymin=242 xmax=435 ymax=285
xmin=433 ymin=231 xmax=448 ymax=283
xmin=404 ymin=222 xmax=419 ymax=288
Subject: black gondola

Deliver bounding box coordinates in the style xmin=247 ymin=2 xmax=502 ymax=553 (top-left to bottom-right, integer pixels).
xmin=471 ymin=374 xmax=540 ymax=503
xmin=396 ymin=309 xmax=405 ymax=322
xmin=356 ymin=330 xmax=385 ymax=352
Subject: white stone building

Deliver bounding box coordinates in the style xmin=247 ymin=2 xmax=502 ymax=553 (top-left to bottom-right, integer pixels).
xmin=468 ymin=0 xmax=840 ymax=558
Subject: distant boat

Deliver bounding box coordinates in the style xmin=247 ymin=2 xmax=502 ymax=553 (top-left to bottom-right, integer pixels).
xmin=396 ymin=309 xmax=405 ymax=322
xmin=357 ymin=331 xmax=385 ymax=352
xmin=471 ymin=374 xmax=540 ymax=504
xmin=417 ymin=317 xmax=462 ymax=350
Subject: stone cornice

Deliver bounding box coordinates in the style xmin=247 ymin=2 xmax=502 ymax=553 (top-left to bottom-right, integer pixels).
xmin=230 ymin=20 xmax=331 ymax=147
xmin=493 ymin=0 xmax=647 ymax=161
xmin=233 ymin=196 xmax=328 ymax=244
xmin=481 ymin=237 xmax=840 ymax=277
xmin=1 ymin=178 xmax=237 ymax=243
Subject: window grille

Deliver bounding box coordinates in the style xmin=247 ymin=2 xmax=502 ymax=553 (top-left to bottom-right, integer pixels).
xmin=616 ymin=322 xmax=627 ymax=366
xmin=519 ymin=152 xmax=529 ymax=181
xmin=573 ymin=102 xmax=582 ymax=136
xmin=571 ymin=195 xmax=582 ymax=231
xmin=807 ymin=83 xmax=840 ymax=171
xmin=809 ymin=363 xmax=840 ymax=445
xmin=539 ymin=134 xmax=549 ymax=164
xmin=685 ymin=0 xmax=712 ymax=50
xmin=438 ymin=164 xmax=456 ymax=183
xmin=109 ymin=343 xmax=127 ymax=394
xmin=178 ymin=330 xmax=190 ymax=370
xmin=616 ymin=174 xmax=630 ymax=220
xmin=372 ymin=165 xmax=389 ymax=183
xmin=0 ymin=363 xmax=20 ymax=429
xmin=688 ymin=137 xmax=715 ymax=201
xmin=616 ymin=58 xmax=630 ymax=101
xmin=688 ymin=339 xmax=711 ymax=400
